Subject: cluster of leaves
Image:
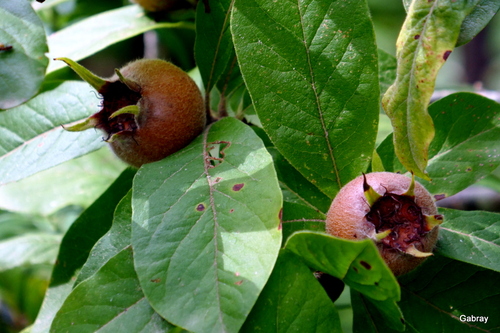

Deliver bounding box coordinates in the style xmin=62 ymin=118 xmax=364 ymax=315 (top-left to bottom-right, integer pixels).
xmin=1 ymin=0 xmax=500 ymax=332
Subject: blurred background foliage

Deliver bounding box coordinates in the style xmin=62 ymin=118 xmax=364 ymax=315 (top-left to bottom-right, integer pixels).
xmin=0 ymin=0 xmax=498 ymax=331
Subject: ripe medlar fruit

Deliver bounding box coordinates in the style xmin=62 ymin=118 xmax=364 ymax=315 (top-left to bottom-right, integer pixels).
xmin=133 ymin=0 xmax=177 ymax=12
xmin=326 ymin=172 xmax=443 ymax=276
xmin=58 ymin=58 xmax=206 ymax=167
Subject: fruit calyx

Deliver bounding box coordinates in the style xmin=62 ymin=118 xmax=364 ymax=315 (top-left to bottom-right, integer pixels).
xmin=362 ymin=173 xmax=443 ymax=257
xmin=56 ymin=57 xmax=142 ymax=142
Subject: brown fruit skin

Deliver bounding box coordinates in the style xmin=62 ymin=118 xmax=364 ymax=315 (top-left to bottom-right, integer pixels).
xmin=108 ymin=59 xmax=205 ymax=167
xmin=133 ymin=0 xmax=177 ymax=12
xmin=326 ymin=172 xmax=439 ymax=276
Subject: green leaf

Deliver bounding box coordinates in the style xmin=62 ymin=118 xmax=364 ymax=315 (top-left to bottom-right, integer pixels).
xmin=395 ymin=255 xmax=500 ymax=332
xmin=457 ymin=0 xmax=500 ymax=46
xmin=47 ymin=5 xmax=193 ymax=73
xmin=285 ymin=232 xmax=400 ymax=302
xmin=253 ymin=126 xmax=330 ymax=243
xmin=50 ymin=247 xmax=176 ymax=333
xmin=31 ymin=169 xmax=135 ymax=333
xmin=437 ymin=208 xmax=500 ymax=272
xmin=0 ymin=81 xmax=106 ymax=185
xmin=75 ymin=190 xmax=132 ymax=285
xmin=351 ymin=290 xmax=405 ymax=332
xmin=420 ymin=93 xmax=500 ymax=197
xmin=382 ymin=0 xmax=476 ymax=179
xmin=132 ymin=117 xmax=282 ymax=333
xmin=377 ymin=49 xmax=397 ymax=98
xmin=0 ymin=148 xmax=126 ymax=216
xmin=195 ymin=0 xmax=235 ymax=94
xmin=378 ymin=93 xmax=500 ymax=197
xmin=0 ymin=0 xmax=48 ymax=109
xmin=402 ymin=0 xmax=500 ymax=47
xmin=232 ymin=0 xmax=380 ymax=198
xmin=0 ymin=233 xmax=61 ymax=271
xmin=241 ymin=250 xmax=342 ymax=333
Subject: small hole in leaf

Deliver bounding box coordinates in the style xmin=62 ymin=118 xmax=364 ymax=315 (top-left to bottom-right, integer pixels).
xmin=206 ymin=141 xmax=231 ymax=168
xmin=360 ymin=261 xmax=371 ymax=270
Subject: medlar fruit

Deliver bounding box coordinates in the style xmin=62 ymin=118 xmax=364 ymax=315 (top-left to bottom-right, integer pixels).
xmin=133 ymin=0 xmax=177 ymax=12
xmin=326 ymin=172 xmax=443 ymax=276
xmin=58 ymin=58 xmax=205 ymax=167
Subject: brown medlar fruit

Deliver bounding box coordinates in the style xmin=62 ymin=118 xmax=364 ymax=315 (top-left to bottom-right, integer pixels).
xmin=133 ymin=0 xmax=177 ymax=12
xmin=58 ymin=58 xmax=205 ymax=167
xmin=326 ymin=172 xmax=443 ymax=276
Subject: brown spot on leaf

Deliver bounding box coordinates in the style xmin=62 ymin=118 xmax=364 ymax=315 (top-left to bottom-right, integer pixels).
xmin=235 ymin=280 xmax=243 ymax=285
xmin=196 ymin=204 xmax=205 ymax=211
xmin=434 ymin=194 xmax=446 ymax=201
xmin=353 ymin=267 xmax=358 ymax=273
xmin=414 ymin=34 xmax=420 ymax=39
xmin=150 ymin=278 xmax=161 ymax=283
xmin=0 ymin=44 xmax=13 ymax=51
xmin=232 ymin=183 xmax=244 ymax=191
xmin=360 ymin=261 xmax=372 ymax=270
xmin=443 ymin=50 xmax=452 ymax=61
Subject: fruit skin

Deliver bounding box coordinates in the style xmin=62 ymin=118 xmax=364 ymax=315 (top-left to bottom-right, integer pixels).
xmin=326 ymin=172 xmax=441 ymax=276
xmin=60 ymin=58 xmax=206 ymax=167
xmin=105 ymin=59 xmax=205 ymax=167
xmin=133 ymin=0 xmax=177 ymax=12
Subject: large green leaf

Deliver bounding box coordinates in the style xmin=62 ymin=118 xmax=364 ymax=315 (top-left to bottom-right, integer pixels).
xmin=382 ymin=0 xmax=476 ymax=179
xmin=0 ymin=81 xmax=105 ymax=185
xmin=253 ymin=126 xmax=330 ymax=244
xmin=47 ymin=5 xmax=193 ymax=73
xmin=437 ymin=208 xmax=500 ymax=273
xmin=285 ymin=232 xmax=399 ymax=301
xmin=241 ymin=250 xmax=342 ymax=333
xmin=396 ymin=255 xmax=499 ymax=332
xmin=285 ymin=232 xmax=403 ymax=330
xmin=75 ymin=190 xmax=132 ymax=285
xmin=0 ymin=0 xmax=48 ymax=109
xmin=50 ymin=247 xmax=175 ymax=333
xmin=351 ymin=290 xmax=405 ymax=332
xmin=31 ymin=169 xmax=135 ymax=333
xmin=195 ymin=0 xmax=235 ymax=95
xmin=232 ymin=0 xmax=380 ymax=198
xmin=378 ymin=93 xmax=500 ymax=198
xmin=132 ymin=117 xmax=282 ymax=333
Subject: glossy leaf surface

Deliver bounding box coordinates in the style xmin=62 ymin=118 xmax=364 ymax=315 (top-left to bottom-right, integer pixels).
xmin=51 ymin=247 xmax=175 ymax=333
xmin=132 ymin=118 xmax=282 ymax=333
xmin=232 ymin=0 xmax=380 ymax=198
xmin=242 ymin=250 xmax=342 ymax=333
xmin=47 ymin=5 xmax=192 ymax=73
xmin=0 ymin=0 xmax=48 ymax=109
xmin=0 ymin=81 xmax=104 ymax=185
xmin=437 ymin=208 xmax=500 ymax=273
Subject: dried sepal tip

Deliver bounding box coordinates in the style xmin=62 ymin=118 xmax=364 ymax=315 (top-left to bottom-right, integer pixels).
xmin=424 ymin=214 xmax=444 ymax=231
